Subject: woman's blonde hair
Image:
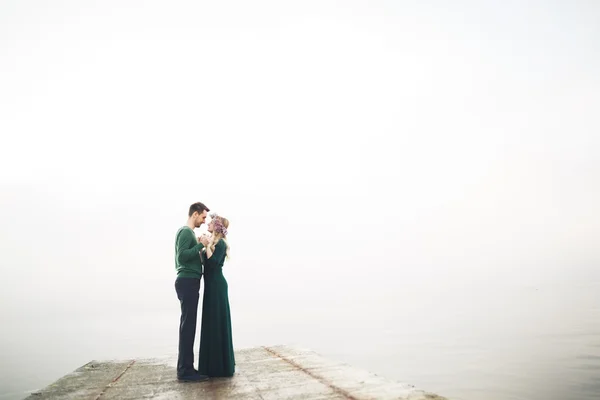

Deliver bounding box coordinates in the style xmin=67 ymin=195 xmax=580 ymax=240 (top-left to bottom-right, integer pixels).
xmin=209 ymin=215 xmax=231 ymax=259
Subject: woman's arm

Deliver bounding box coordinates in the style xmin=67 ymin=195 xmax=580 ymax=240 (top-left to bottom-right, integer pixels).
xmin=206 ymin=238 xmax=226 ymax=260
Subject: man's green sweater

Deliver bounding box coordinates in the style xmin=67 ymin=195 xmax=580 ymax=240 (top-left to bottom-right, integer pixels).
xmin=175 ymin=226 xmax=205 ymax=278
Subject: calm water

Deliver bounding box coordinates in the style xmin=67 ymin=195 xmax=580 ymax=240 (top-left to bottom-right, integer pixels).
xmin=2 ymin=1 xmax=599 ymax=397
xmin=1 ymin=275 xmax=599 ymax=400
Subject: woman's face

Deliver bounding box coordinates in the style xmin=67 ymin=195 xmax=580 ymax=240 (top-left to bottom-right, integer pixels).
xmin=207 ymin=220 xmax=215 ymax=233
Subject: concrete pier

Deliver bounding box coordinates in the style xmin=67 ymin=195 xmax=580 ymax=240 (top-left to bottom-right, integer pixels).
xmin=25 ymin=345 xmax=447 ymax=399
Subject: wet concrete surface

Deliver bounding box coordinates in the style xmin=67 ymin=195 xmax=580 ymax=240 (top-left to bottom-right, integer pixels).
xmin=25 ymin=345 xmax=447 ymax=399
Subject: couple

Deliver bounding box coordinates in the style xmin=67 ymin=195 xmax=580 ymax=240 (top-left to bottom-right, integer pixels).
xmin=174 ymin=201 xmax=235 ymax=382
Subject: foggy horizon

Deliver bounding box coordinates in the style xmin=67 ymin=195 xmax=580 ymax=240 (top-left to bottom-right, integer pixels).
xmin=1 ymin=1 xmax=599 ymax=399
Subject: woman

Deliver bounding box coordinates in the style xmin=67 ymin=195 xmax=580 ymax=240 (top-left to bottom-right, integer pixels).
xmin=198 ymin=214 xmax=235 ymax=377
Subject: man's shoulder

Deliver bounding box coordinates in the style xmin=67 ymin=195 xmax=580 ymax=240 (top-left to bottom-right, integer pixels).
xmin=176 ymin=226 xmax=194 ymax=240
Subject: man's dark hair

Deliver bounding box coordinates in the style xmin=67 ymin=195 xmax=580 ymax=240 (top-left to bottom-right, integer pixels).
xmin=189 ymin=202 xmax=210 ymax=217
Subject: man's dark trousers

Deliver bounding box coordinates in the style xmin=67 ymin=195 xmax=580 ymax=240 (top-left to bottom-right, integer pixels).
xmin=175 ymin=277 xmax=201 ymax=377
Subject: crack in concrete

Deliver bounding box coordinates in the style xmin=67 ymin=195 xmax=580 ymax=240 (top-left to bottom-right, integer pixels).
xmin=263 ymin=347 xmax=359 ymax=400
xmin=93 ymin=359 xmax=136 ymax=400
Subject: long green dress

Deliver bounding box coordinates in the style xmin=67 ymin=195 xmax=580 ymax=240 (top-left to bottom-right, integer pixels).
xmin=198 ymin=238 xmax=235 ymax=377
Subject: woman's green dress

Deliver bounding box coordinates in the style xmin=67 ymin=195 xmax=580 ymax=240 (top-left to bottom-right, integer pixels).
xmin=198 ymin=238 xmax=235 ymax=377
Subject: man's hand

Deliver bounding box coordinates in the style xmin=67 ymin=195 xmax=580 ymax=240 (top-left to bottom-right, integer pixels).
xmin=198 ymin=234 xmax=210 ymax=246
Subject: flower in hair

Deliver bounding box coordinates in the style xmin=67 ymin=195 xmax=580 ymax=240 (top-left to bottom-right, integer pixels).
xmin=210 ymin=213 xmax=228 ymax=236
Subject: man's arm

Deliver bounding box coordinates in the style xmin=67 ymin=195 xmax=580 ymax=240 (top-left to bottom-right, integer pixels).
xmin=176 ymin=230 xmax=205 ymax=264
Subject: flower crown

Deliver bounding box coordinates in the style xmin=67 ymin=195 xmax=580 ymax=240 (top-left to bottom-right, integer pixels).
xmin=209 ymin=213 xmax=228 ymax=236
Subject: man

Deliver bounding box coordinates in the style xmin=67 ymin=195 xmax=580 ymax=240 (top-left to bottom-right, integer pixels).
xmin=174 ymin=202 xmax=210 ymax=382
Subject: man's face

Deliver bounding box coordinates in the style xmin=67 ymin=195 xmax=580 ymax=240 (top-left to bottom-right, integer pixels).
xmin=194 ymin=210 xmax=208 ymax=228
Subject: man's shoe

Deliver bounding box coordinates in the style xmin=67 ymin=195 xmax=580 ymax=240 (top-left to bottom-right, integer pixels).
xmin=177 ymin=372 xmax=209 ymax=382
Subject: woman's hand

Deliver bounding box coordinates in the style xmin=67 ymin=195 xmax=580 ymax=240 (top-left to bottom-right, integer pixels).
xmin=205 ymin=236 xmax=216 ymax=259
xmin=198 ymin=234 xmax=210 ymax=246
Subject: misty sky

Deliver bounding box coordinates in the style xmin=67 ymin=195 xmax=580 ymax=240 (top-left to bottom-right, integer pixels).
xmin=0 ymin=3 xmax=599 ymax=397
